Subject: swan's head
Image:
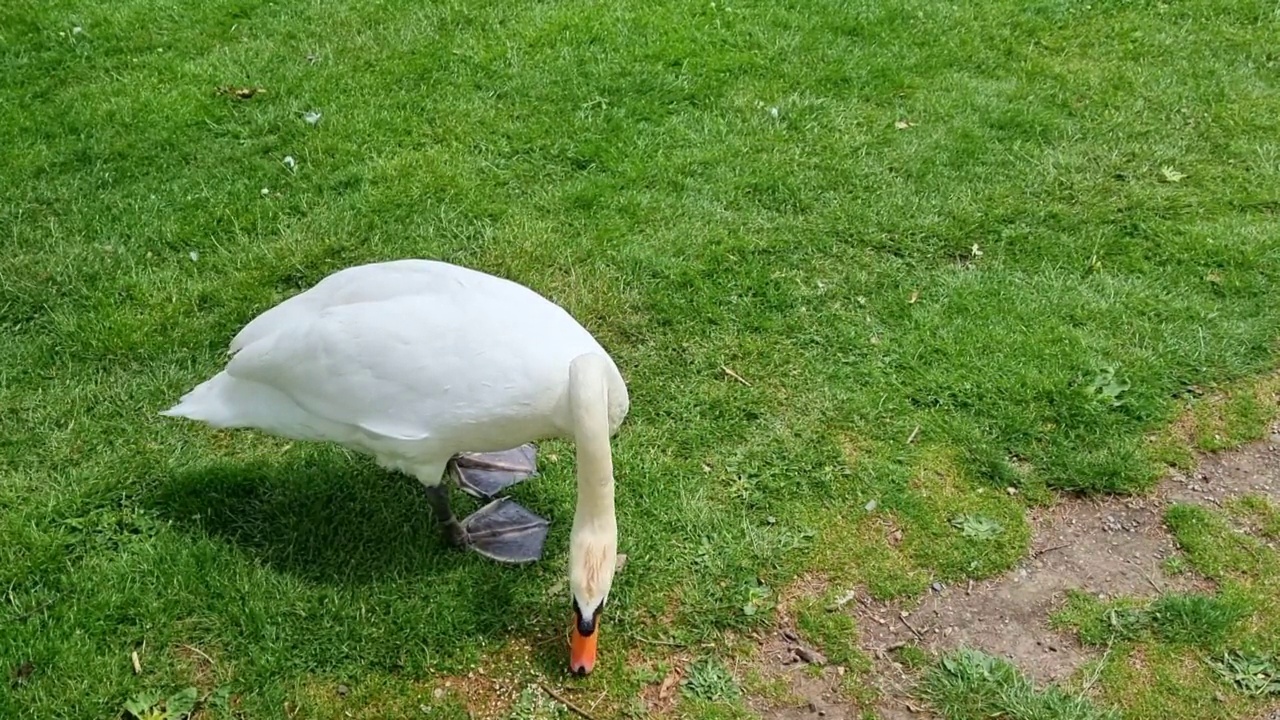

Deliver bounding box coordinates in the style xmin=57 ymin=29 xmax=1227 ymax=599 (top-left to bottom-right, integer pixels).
xmin=567 ymin=525 xmax=617 ymax=676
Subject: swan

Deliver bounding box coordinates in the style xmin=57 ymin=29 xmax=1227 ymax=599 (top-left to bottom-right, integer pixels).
xmin=161 ymin=259 xmax=629 ymax=675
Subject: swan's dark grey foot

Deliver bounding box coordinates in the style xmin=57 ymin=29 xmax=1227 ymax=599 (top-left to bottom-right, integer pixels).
xmin=424 ymin=482 xmax=548 ymax=563
xmin=458 ymin=497 xmax=549 ymax=564
xmin=450 ymin=444 xmax=538 ymax=499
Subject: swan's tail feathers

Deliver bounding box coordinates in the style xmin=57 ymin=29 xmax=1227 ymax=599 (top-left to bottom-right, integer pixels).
xmin=161 ymin=372 xmax=327 ymax=440
xmin=161 ymin=372 xmax=260 ymax=428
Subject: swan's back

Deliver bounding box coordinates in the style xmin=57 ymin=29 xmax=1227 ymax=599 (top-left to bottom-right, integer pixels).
xmin=230 ymin=260 xmax=543 ymax=354
xmin=170 ymin=259 xmax=627 ymax=458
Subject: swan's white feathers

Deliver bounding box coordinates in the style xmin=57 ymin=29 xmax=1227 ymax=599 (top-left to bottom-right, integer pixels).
xmin=171 ymin=259 xmax=624 ymax=463
xmin=230 ymin=259 xmax=494 ymax=355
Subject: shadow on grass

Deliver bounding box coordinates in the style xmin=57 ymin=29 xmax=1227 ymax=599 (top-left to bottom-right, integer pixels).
xmin=147 ymin=455 xmax=566 ymax=588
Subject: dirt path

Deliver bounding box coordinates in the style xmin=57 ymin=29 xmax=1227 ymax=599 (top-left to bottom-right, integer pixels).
xmin=752 ymin=423 xmax=1280 ymax=719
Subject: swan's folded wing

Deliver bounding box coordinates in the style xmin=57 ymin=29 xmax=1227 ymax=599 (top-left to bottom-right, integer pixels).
xmin=223 ymin=284 xmax=603 ymax=445
xmin=229 ymin=260 xmax=450 ymax=355
xmin=224 ymin=302 xmax=452 ymax=441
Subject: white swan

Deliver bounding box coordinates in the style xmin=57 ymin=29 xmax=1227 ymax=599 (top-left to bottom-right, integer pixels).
xmin=161 ymin=259 xmax=629 ymax=674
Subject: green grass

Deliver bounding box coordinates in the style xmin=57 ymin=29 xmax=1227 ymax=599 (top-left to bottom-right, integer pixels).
xmin=924 ymin=648 xmax=1118 ymax=720
xmin=3 ymin=0 xmax=1280 ymax=718
xmin=1052 ymin=590 xmax=1248 ymax=650
xmin=1232 ymin=494 xmax=1280 ymax=541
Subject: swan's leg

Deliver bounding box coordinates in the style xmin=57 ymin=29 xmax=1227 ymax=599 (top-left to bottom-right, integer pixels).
xmin=418 ymin=455 xmax=548 ymax=563
xmin=423 ymin=485 xmax=468 ymax=548
xmin=449 ymin=444 xmax=538 ymax=499
xmin=457 ymin=497 xmax=549 ymax=564
xmin=412 ymin=460 xmax=469 ymax=548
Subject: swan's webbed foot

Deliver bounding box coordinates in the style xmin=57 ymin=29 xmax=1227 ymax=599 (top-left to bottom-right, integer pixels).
xmin=450 ymin=444 xmax=538 ymax=499
xmin=424 ymin=470 xmax=548 ymax=564
xmin=457 ymin=498 xmax=549 ymax=564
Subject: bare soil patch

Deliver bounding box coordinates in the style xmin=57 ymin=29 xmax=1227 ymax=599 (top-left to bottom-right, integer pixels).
xmin=746 ymin=630 xmax=856 ymax=720
xmin=1161 ymin=427 xmax=1280 ymax=507
xmin=749 ymin=423 xmax=1280 ymax=719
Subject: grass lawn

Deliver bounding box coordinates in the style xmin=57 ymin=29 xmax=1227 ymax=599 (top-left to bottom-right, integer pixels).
xmin=3 ymin=0 xmax=1280 ymax=718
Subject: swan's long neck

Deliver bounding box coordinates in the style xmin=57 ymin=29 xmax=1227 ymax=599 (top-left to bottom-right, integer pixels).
xmin=568 ymin=354 xmax=616 ymax=528
xmin=565 ymin=353 xmax=620 ymax=674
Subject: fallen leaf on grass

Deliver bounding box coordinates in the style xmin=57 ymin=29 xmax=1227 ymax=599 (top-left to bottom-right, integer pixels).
xmin=216 ymin=86 xmax=264 ymax=100
xmin=657 ymin=666 xmax=685 ymax=701
xmin=827 ymin=590 xmax=858 ymax=611
xmin=11 ymin=661 xmax=34 ymax=688
xmin=895 ymin=119 xmax=916 ymax=130
xmin=909 ymin=290 xmax=919 ymax=304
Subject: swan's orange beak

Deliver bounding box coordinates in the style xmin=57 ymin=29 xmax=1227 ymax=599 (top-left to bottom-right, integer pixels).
xmin=569 ymin=615 xmax=598 ymax=675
